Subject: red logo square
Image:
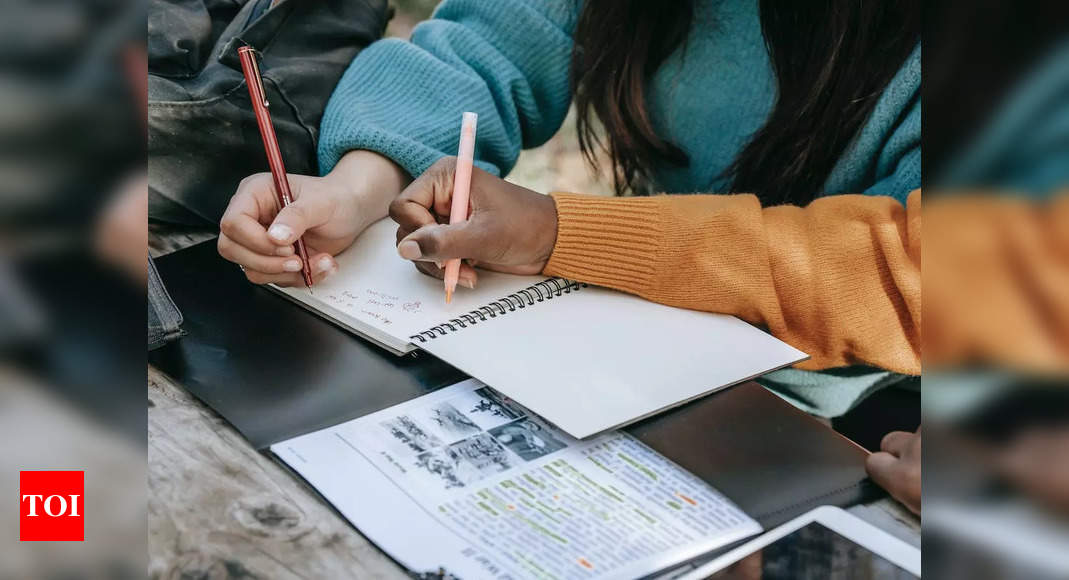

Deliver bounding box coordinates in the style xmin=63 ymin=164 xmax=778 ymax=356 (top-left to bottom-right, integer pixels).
xmin=19 ymin=471 xmax=84 ymax=541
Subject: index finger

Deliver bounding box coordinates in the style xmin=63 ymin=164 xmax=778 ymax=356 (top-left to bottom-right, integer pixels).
xmin=388 ymin=157 xmax=457 ymax=231
xmin=880 ymin=431 xmax=915 ymax=458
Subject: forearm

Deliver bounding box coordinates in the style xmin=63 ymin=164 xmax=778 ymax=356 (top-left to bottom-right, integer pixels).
xmin=544 ymin=191 xmax=923 ymax=373
xmin=317 ymin=0 xmax=577 ymax=179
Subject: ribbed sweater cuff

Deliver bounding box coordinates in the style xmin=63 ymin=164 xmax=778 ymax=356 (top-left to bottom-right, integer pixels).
xmin=317 ymin=126 xmax=499 ymax=181
xmin=544 ymin=193 xmax=662 ymax=293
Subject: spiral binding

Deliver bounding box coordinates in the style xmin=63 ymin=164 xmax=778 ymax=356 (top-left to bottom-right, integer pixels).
xmin=409 ymin=278 xmax=587 ymax=343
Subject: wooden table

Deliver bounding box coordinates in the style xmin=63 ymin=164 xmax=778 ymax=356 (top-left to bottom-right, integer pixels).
xmin=148 ymin=232 xmax=920 ymax=579
xmin=148 ymin=363 xmax=919 ymax=579
xmin=149 ymin=366 xmax=407 ymax=579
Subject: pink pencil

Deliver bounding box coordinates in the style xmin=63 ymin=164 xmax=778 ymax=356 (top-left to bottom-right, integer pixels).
xmin=444 ymin=112 xmax=478 ymax=303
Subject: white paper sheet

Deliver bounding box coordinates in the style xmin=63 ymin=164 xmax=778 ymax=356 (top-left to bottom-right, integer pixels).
xmin=276 ymin=218 xmax=806 ymax=437
xmin=275 ymin=219 xmax=545 ymax=348
xmin=272 ymin=380 xmax=761 ymax=580
xmin=418 ymin=286 xmax=807 ymax=438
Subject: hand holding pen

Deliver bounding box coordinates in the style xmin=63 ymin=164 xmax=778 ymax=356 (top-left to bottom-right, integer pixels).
xmin=236 ymin=45 xmax=315 ymax=289
xmin=391 ymin=157 xmax=559 ymax=288
xmin=220 ymin=48 xmax=412 ymax=288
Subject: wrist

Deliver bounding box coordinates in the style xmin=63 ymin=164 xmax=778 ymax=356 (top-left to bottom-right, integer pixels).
xmin=534 ymin=192 xmax=559 ymax=268
xmin=323 ymin=150 xmax=412 ymax=227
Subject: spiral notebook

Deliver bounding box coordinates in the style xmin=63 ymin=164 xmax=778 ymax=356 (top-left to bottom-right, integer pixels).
xmin=274 ymin=218 xmax=807 ymax=438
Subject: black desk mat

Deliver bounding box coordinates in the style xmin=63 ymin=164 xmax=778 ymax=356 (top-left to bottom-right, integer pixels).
xmin=150 ymin=239 xmax=881 ymax=529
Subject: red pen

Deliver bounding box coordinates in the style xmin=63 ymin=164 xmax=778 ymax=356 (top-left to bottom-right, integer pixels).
xmin=237 ymin=45 xmax=314 ymax=289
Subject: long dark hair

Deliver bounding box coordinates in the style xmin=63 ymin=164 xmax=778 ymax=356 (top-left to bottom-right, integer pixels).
xmin=571 ymin=0 xmax=920 ymax=204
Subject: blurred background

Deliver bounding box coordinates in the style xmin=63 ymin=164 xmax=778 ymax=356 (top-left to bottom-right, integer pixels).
xmin=924 ymin=1 xmax=1069 ymax=578
xmin=1 ymin=0 xmax=146 ymax=577
xmin=0 ymin=0 xmax=1067 ymax=578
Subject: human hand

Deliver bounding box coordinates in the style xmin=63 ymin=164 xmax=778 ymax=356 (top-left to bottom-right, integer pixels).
xmin=389 ymin=157 xmax=558 ymax=288
xmin=866 ymin=427 xmax=922 ymax=515
xmin=218 ymin=150 xmax=409 ymax=286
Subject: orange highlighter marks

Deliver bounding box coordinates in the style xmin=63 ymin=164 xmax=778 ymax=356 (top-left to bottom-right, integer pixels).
xmin=677 ymin=492 xmax=697 ymax=506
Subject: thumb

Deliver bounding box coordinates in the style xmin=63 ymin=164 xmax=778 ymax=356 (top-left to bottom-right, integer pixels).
xmin=398 ymin=222 xmax=485 ymax=263
xmin=266 ymin=194 xmax=333 ymax=246
xmin=865 ymin=451 xmax=901 ymax=493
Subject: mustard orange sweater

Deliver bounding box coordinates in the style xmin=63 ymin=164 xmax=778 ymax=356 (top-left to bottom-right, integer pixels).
xmin=544 ymin=191 xmax=923 ymax=373
xmin=545 ymin=190 xmax=1069 ymax=375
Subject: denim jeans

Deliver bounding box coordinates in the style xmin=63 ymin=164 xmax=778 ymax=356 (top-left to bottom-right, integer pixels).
xmin=147 ymin=0 xmax=387 ymax=348
xmin=148 ymin=257 xmax=184 ymax=350
xmin=148 ymin=0 xmax=389 ymax=224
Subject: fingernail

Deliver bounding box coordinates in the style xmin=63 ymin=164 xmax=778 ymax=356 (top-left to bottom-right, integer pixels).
xmin=460 ymin=278 xmax=475 ymax=289
xmin=275 ymin=245 xmax=295 ymax=257
xmin=398 ymin=240 xmax=422 ymax=260
xmin=321 ymin=266 xmax=338 ymax=280
xmin=315 ymin=256 xmax=335 ymax=273
xmin=283 ymin=259 xmax=302 ymax=272
xmin=268 ymin=224 xmax=293 ymax=242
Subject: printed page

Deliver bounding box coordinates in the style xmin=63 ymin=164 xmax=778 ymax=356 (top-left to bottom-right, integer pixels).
xmin=275 ymin=219 xmax=546 ymax=342
xmin=273 ymin=380 xmax=761 ymax=580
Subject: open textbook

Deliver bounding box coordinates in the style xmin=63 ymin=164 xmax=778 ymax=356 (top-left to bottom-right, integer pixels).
xmin=272 ymin=379 xmax=762 ymax=580
xmin=273 ymin=219 xmax=807 ymax=438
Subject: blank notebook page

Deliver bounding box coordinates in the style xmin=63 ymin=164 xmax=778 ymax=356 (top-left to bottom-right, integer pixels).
xmin=417 ymin=285 xmax=808 ymax=439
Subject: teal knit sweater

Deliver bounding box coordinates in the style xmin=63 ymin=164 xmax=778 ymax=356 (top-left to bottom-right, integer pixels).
xmin=318 ymin=0 xmax=922 ymax=417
